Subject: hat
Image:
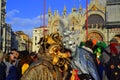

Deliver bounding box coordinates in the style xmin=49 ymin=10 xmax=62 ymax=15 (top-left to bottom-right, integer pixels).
xmin=110 ymin=38 xmax=118 ymax=43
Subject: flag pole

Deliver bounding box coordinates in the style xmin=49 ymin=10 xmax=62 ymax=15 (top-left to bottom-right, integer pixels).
xmin=43 ymin=0 xmax=46 ymax=36
xmin=86 ymin=0 xmax=88 ymax=39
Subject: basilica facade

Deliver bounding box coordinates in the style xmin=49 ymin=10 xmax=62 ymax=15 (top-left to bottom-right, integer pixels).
xmin=47 ymin=0 xmax=120 ymax=44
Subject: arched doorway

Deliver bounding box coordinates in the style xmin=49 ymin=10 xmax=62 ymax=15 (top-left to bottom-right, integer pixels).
xmin=87 ymin=32 xmax=103 ymax=41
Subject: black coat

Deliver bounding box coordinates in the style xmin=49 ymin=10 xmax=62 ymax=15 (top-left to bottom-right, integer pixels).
xmin=0 ymin=61 xmax=7 ymax=80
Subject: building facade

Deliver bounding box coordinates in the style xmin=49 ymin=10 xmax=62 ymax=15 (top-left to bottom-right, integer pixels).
xmin=2 ymin=23 xmax=11 ymax=52
xmin=47 ymin=0 xmax=120 ymax=44
xmin=0 ymin=0 xmax=6 ymax=51
xmin=32 ymin=26 xmax=48 ymax=52
xmin=11 ymin=31 xmax=27 ymax=51
xmin=0 ymin=0 xmax=12 ymax=53
xmin=32 ymin=0 xmax=120 ymax=53
xmin=106 ymin=0 xmax=120 ymax=41
xmin=11 ymin=31 xmax=18 ymax=50
xmin=0 ymin=0 xmax=1 ymax=51
xmin=1 ymin=0 xmax=33 ymax=53
xmin=15 ymin=31 xmax=32 ymax=52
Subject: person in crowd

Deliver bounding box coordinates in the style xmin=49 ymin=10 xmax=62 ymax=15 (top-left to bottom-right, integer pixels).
xmin=102 ymin=38 xmax=120 ymax=80
xmin=11 ymin=49 xmax=19 ymax=60
xmin=4 ymin=52 xmax=19 ymax=80
xmin=76 ymin=39 xmax=100 ymax=80
xmin=0 ymin=51 xmax=6 ymax=80
xmin=65 ymin=40 xmax=100 ymax=80
xmin=11 ymin=49 xmax=22 ymax=80
xmin=93 ymin=41 xmax=107 ymax=80
xmin=17 ymin=50 xmax=31 ymax=77
xmin=102 ymin=38 xmax=120 ymax=63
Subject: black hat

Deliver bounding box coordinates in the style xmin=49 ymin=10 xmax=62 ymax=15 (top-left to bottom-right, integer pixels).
xmin=110 ymin=38 xmax=118 ymax=43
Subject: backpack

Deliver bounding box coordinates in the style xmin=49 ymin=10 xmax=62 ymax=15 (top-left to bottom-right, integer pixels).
xmin=104 ymin=50 xmax=120 ymax=80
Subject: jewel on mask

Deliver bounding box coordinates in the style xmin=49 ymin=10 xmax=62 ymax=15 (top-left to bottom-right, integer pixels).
xmin=114 ymin=72 xmax=118 ymax=75
xmin=110 ymin=65 xmax=115 ymax=69
xmin=118 ymin=64 xmax=120 ymax=69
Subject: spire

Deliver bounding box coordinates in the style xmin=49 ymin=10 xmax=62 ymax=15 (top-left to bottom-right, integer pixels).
xmin=48 ymin=7 xmax=51 ymax=13
xmin=63 ymin=5 xmax=67 ymax=12
xmin=95 ymin=0 xmax=98 ymax=3
xmin=48 ymin=7 xmax=52 ymax=17
xmin=72 ymin=7 xmax=77 ymax=12
xmin=63 ymin=5 xmax=67 ymax=16
xmin=79 ymin=4 xmax=82 ymax=13
xmin=54 ymin=10 xmax=59 ymax=16
xmin=96 ymin=0 xmax=98 ymax=2
xmin=91 ymin=0 xmax=98 ymax=3
xmin=91 ymin=0 xmax=99 ymax=3
xmin=91 ymin=0 xmax=94 ymax=2
xmin=72 ymin=0 xmax=77 ymax=12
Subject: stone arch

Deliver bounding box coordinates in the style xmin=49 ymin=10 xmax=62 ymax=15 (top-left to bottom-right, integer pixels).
xmin=87 ymin=30 xmax=105 ymax=42
xmin=88 ymin=11 xmax=105 ymax=21
xmin=82 ymin=11 xmax=105 ymax=29
xmin=88 ymin=14 xmax=105 ymax=25
xmin=50 ymin=17 xmax=60 ymax=33
xmin=69 ymin=16 xmax=79 ymax=25
xmin=114 ymin=34 xmax=120 ymax=38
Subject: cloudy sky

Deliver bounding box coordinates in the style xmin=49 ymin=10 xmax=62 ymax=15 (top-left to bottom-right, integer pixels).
xmin=6 ymin=0 xmax=90 ymax=37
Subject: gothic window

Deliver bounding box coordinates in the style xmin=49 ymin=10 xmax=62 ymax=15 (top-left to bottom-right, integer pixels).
xmin=57 ymin=29 xmax=59 ymax=31
xmin=70 ymin=16 xmax=79 ymax=26
xmin=35 ymin=36 xmax=37 ymax=41
xmin=88 ymin=14 xmax=104 ymax=25
xmin=72 ymin=27 xmax=74 ymax=31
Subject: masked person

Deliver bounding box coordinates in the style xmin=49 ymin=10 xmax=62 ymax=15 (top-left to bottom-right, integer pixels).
xmin=93 ymin=41 xmax=107 ymax=80
xmin=70 ymin=40 xmax=100 ymax=80
xmin=102 ymin=38 xmax=120 ymax=80
xmin=62 ymin=31 xmax=100 ymax=80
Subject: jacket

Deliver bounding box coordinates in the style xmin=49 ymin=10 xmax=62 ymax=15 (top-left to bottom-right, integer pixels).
xmin=71 ymin=46 xmax=100 ymax=80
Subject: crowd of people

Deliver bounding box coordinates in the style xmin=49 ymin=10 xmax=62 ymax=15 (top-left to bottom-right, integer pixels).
xmin=0 ymin=50 xmax=38 ymax=80
xmin=67 ymin=37 xmax=120 ymax=80
xmin=0 ymin=36 xmax=120 ymax=80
